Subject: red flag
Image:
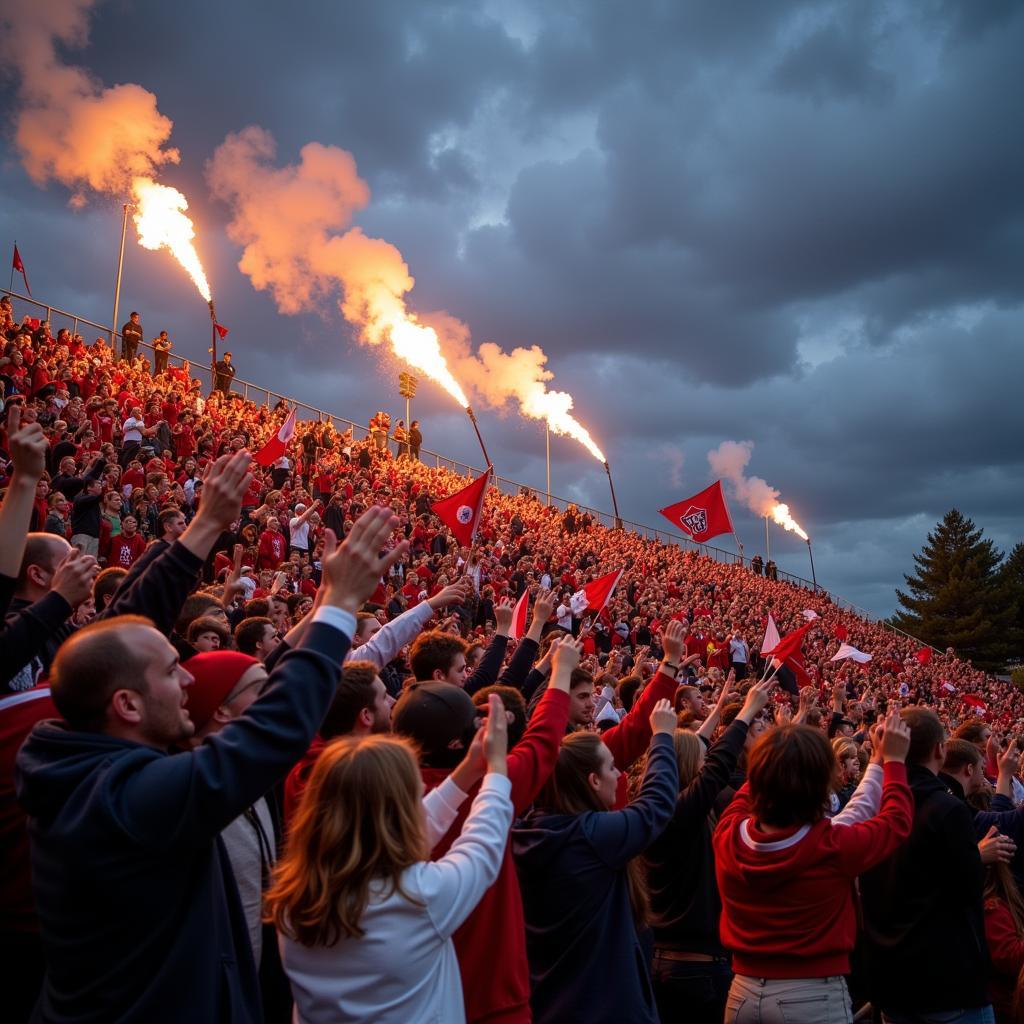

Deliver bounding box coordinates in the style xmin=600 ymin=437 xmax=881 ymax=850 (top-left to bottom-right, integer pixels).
xmin=214 ymin=323 xmax=229 ymax=339
xmin=658 ymin=480 xmax=734 ymax=544
xmin=914 ymin=647 xmax=932 ymax=665
xmin=253 ymin=408 xmax=297 ymax=467
xmin=581 ymin=568 xmax=623 ymax=617
xmin=431 ymin=469 xmax=490 ymax=547
xmin=12 ymin=244 xmax=31 ymax=296
xmin=510 ymin=589 xmax=529 ymax=640
xmin=834 ymin=624 xmax=849 ymax=642
xmin=962 ymin=694 xmax=987 ymax=714
xmin=763 ymin=621 xmax=814 ymax=666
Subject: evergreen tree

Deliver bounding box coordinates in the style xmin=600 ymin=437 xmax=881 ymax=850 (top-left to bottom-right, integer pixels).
xmin=1000 ymin=541 xmax=1024 ymax=657
xmin=893 ymin=509 xmax=1016 ymax=671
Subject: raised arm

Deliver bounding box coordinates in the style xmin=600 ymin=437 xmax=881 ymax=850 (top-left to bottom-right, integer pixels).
xmin=0 ymin=406 xmax=48 ymax=584
xmin=116 ymin=506 xmax=409 ymax=847
xmin=464 ymin=596 xmax=513 ymax=696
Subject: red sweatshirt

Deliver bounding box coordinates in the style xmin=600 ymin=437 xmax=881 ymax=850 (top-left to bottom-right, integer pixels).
xmin=602 ymin=669 xmax=678 ymax=809
xmin=713 ymin=761 xmax=912 ymax=979
xmin=423 ymin=686 xmax=570 ymax=1024
xmin=258 ymin=530 xmax=286 ymax=570
xmin=984 ymin=896 xmax=1024 ymax=1020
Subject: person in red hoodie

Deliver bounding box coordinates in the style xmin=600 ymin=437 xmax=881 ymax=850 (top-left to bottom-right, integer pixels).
xmin=713 ymin=707 xmax=914 ymax=1023
xmin=258 ymin=516 xmax=287 ymax=571
xmin=391 ymin=634 xmax=582 ymax=1024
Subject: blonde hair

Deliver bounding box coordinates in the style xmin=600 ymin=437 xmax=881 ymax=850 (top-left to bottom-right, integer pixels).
xmin=265 ymin=735 xmax=427 ymax=947
xmin=673 ymin=729 xmax=705 ymax=789
xmin=832 ymin=736 xmax=858 ymax=763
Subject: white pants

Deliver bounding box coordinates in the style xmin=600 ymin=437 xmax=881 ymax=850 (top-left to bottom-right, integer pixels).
xmin=726 ymin=975 xmax=853 ymax=1024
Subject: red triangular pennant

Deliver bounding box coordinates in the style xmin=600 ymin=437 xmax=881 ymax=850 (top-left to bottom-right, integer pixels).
xmin=431 ymin=469 xmax=490 ymax=547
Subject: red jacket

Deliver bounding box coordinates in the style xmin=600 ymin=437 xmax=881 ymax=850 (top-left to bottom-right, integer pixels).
xmin=423 ymin=687 xmax=570 ymax=1024
xmin=713 ymin=762 xmax=912 ymax=979
xmin=257 ymin=530 xmax=286 ymax=570
xmin=984 ymin=896 xmax=1024 ymax=1020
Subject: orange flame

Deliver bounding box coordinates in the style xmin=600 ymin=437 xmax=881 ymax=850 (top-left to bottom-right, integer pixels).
xmin=387 ymin=318 xmax=469 ymax=408
xmin=522 ymin=385 xmax=605 ymax=462
xmin=770 ymin=502 xmax=809 ymax=541
xmin=132 ymin=176 xmax=211 ymax=301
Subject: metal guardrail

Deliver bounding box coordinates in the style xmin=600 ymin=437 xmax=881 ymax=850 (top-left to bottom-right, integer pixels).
xmin=3 ymin=288 xmax=938 ymax=652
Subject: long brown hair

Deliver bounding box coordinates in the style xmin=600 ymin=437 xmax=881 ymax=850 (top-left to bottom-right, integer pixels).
xmin=540 ymin=732 xmax=650 ymax=926
xmin=265 ymin=735 xmax=427 ymax=947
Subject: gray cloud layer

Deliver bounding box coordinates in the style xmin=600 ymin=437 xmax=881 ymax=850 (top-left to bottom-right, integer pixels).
xmin=1 ymin=0 xmax=1021 ymax=616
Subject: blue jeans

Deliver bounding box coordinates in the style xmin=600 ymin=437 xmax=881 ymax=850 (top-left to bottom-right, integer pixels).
xmin=882 ymin=1008 xmax=996 ymax=1024
xmin=651 ymin=952 xmax=731 ymax=1024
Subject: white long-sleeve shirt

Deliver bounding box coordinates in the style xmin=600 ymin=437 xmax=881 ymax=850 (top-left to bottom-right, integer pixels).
xmin=281 ymin=773 xmax=512 ymax=1024
xmin=346 ymin=602 xmax=434 ymax=668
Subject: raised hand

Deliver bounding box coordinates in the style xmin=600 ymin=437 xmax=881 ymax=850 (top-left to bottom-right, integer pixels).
xmin=880 ymin=707 xmax=911 ymax=763
xmin=775 ymin=701 xmax=793 ymax=726
xmin=739 ymin=675 xmax=776 ymax=724
xmin=494 ymin=596 xmax=515 ymax=636
xmin=532 ymin=587 xmax=556 ymax=624
xmin=483 ymin=692 xmax=509 ymax=775
xmin=650 ymin=697 xmax=677 ymax=736
xmin=196 ymin=451 xmax=253 ymax=531
xmin=550 ymin=634 xmax=584 ymax=679
xmin=427 ymin=576 xmax=473 ymax=612
xmin=321 ymin=508 xmax=409 ymax=614
xmin=998 ymin=740 xmax=1020 ymax=781
xmin=52 ymin=548 xmax=100 ymax=608
xmin=7 ymin=404 xmax=48 ymax=481
xmin=221 ymin=544 xmax=246 ymax=607
xmin=660 ymin=619 xmax=686 ymax=663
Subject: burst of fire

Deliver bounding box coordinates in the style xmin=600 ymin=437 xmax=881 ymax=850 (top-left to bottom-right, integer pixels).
xmin=132 ymin=176 xmax=211 ymax=302
xmin=387 ymin=318 xmax=469 ymax=408
xmin=521 ymin=384 xmax=605 ymax=462
xmin=770 ymin=502 xmax=809 ymax=541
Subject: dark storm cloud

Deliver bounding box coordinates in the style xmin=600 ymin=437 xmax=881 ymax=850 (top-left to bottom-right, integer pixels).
xmin=1 ymin=0 xmax=1021 ymax=616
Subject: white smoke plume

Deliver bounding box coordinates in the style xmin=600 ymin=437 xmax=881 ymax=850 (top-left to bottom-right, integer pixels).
xmin=0 ymin=0 xmax=179 ymax=205
xmin=208 ymin=126 xmax=606 ymax=459
xmin=707 ymin=440 xmax=779 ymax=516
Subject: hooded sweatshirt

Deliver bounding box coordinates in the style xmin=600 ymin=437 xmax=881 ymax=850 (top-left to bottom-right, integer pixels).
xmin=512 ymin=732 xmax=678 ymax=1024
xmin=15 ymin=615 xmax=351 ymax=1024
xmin=713 ymin=761 xmax=912 ymax=980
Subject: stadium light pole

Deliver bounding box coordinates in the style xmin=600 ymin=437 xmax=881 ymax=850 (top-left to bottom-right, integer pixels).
xmin=764 ymin=514 xmax=771 ymax=561
xmin=111 ymin=203 xmax=130 ymax=356
xmin=806 ymin=538 xmax=818 ymax=593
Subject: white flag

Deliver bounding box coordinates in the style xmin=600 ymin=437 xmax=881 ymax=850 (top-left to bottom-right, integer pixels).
xmin=830 ymin=643 xmax=872 ymax=664
xmin=801 ymin=609 xmax=820 ymax=621
xmin=761 ymin=614 xmax=781 ymax=656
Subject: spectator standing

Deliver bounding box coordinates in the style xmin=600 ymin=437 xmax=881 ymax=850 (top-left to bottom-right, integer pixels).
xmin=214 ymin=352 xmax=236 ymax=394
xmin=152 ymin=331 xmax=172 ymax=375
xmin=409 ymin=419 xmax=422 ymax=461
xmin=120 ymin=312 xmax=142 ymax=363
xmin=861 ymin=707 xmax=994 ymax=1023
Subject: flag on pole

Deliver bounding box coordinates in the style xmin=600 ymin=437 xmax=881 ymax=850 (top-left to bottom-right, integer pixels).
xmin=834 ymin=624 xmax=849 ymax=642
xmin=962 ymin=693 xmax=987 ymax=714
xmin=658 ymin=480 xmax=734 ymax=544
xmin=941 ymin=681 xmax=956 ymax=693
xmin=581 ymin=568 xmax=623 ymax=617
xmin=914 ymin=647 xmax=933 ymax=665
xmin=12 ymin=244 xmax=31 ymax=296
xmin=253 ymin=408 xmax=297 ymax=466
xmin=761 ymin=614 xmax=781 ymax=656
xmin=830 ymin=643 xmax=873 ymax=664
xmin=431 ymin=469 xmax=490 ymax=547
xmin=214 ymin=323 xmax=229 ymax=339
xmin=509 ymin=589 xmax=530 ymax=640
xmin=776 ymin=651 xmax=811 ymax=695
xmin=763 ymin=621 xmax=814 ymax=665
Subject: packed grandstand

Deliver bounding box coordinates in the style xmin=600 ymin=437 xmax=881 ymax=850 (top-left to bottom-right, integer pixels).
xmin=3 ymin=291 xmax=1022 ymax=1024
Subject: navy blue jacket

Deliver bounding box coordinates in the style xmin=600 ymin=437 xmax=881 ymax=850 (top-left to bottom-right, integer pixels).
xmin=16 ymin=619 xmax=351 ymax=1023
xmin=513 ymin=732 xmax=678 ymax=1024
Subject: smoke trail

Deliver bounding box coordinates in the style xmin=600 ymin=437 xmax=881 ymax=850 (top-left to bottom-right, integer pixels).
xmin=208 ymin=126 xmax=606 ymax=458
xmin=707 ymin=440 xmax=809 ymax=539
xmin=0 ymin=0 xmax=179 ymax=205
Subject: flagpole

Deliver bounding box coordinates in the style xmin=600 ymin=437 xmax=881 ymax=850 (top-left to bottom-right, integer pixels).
xmin=208 ymin=299 xmax=218 ymax=385
xmin=603 ymin=461 xmax=622 ymax=529
xmin=464 ymin=405 xmax=492 ymax=469
xmin=764 ymin=515 xmax=770 ymax=561
xmin=9 ymin=240 xmax=15 ymax=294
xmin=111 ymin=203 xmax=130 ymax=355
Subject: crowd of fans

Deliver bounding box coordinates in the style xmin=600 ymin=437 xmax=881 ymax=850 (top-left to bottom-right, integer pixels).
xmin=2 ymin=294 xmax=1023 ymax=1024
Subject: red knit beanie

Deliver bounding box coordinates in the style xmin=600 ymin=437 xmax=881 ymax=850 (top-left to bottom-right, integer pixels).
xmin=184 ymin=651 xmax=259 ymax=731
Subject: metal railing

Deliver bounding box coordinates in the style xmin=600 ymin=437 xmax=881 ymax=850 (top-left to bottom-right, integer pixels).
xmin=3 ymin=288 xmax=937 ymax=652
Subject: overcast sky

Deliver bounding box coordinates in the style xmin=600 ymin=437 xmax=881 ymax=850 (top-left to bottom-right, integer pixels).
xmin=1 ymin=0 xmax=1021 ymax=617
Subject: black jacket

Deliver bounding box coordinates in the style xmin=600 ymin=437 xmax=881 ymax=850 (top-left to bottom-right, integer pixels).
xmin=861 ymin=764 xmax=989 ymax=1013
xmin=16 ymin=621 xmax=351 ymax=1024
xmin=644 ymin=719 xmax=748 ymax=953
